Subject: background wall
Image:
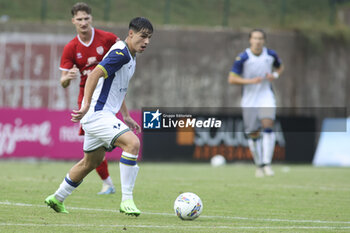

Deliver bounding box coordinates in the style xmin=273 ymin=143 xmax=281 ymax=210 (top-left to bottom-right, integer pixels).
xmin=0 ymin=23 xmax=349 ymax=113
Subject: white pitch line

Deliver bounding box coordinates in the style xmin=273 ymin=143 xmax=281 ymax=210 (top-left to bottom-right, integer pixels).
xmin=0 ymin=223 xmax=350 ymax=230
xmin=1 ymin=200 xmax=350 ymax=225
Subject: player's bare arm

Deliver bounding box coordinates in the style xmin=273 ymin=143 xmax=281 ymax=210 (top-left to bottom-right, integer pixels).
xmin=274 ymin=64 xmax=285 ymax=77
xmin=227 ymin=72 xmax=263 ymax=85
xmin=71 ymin=66 xmax=104 ymax=122
xmin=120 ymin=100 xmax=141 ymax=134
xmin=60 ymin=65 xmax=79 ymax=88
xmin=265 ymin=64 xmax=285 ymax=82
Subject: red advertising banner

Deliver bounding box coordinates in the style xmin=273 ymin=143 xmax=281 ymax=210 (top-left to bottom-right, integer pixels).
xmin=0 ymin=108 xmax=142 ymax=160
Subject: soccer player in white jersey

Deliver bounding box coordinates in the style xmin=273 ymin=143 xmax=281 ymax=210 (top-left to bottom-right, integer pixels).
xmin=45 ymin=17 xmax=153 ymax=216
xmin=60 ymin=2 xmax=119 ymax=195
xmin=228 ymin=29 xmax=284 ymax=177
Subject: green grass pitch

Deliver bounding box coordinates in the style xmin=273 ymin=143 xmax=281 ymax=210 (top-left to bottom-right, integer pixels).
xmin=0 ymin=160 xmax=349 ymax=232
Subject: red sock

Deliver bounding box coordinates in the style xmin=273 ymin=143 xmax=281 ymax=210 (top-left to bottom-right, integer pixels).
xmin=96 ymin=158 xmax=109 ymax=180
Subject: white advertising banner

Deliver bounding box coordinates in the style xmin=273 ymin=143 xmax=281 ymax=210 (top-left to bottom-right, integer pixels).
xmin=313 ymin=118 xmax=350 ymax=167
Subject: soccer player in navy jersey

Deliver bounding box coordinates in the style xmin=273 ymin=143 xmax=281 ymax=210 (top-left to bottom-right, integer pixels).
xmin=228 ymin=29 xmax=284 ymax=177
xmin=60 ymin=2 xmax=119 ymax=194
xmin=45 ymin=17 xmax=153 ymax=216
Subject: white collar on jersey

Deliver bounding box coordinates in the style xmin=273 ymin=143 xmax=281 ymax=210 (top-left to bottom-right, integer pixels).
xmin=248 ymin=47 xmax=267 ymax=57
xmin=77 ymin=27 xmax=95 ymax=47
xmin=122 ymin=40 xmax=136 ymax=59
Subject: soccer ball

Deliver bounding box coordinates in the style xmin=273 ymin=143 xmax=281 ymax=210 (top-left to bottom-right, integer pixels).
xmin=210 ymin=154 xmax=226 ymax=167
xmin=174 ymin=192 xmax=203 ymax=220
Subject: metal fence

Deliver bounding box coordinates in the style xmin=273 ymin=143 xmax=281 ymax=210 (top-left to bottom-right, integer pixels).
xmin=1 ymin=0 xmax=350 ymax=27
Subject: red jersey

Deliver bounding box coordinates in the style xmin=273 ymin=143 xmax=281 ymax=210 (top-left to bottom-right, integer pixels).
xmin=60 ymin=28 xmax=118 ymax=107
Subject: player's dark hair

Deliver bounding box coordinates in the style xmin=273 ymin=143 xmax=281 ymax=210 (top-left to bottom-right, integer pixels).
xmin=249 ymin=29 xmax=266 ymax=39
xmin=129 ymin=17 xmax=153 ymax=34
xmin=71 ymin=2 xmax=92 ymax=16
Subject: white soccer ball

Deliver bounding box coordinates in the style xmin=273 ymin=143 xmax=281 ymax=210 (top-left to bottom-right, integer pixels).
xmin=174 ymin=192 xmax=203 ymax=220
xmin=210 ymin=154 xmax=226 ymax=167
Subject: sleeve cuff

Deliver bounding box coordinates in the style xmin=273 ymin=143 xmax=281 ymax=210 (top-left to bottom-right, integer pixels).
xmin=230 ymin=71 xmax=239 ymax=76
xmin=97 ymin=64 xmax=108 ymax=78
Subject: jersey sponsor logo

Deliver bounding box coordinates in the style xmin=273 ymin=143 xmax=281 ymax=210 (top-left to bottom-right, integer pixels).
xmin=116 ymin=51 xmax=124 ymax=56
xmin=82 ymin=69 xmax=92 ymax=76
xmin=77 ymin=52 xmax=82 ymax=59
xmin=235 ymin=56 xmax=241 ymax=61
xmin=87 ymin=57 xmax=97 ymax=66
xmin=96 ymin=46 xmax=104 ymax=55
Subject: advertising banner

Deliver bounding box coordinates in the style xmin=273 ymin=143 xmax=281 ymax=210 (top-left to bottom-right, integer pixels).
xmin=0 ymin=108 xmax=142 ymax=160
xmin=313 ymin=118 xmax=350 ymax=167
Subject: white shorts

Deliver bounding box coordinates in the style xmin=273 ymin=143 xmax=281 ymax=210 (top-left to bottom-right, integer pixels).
xmin=242 ymin=107 xmax=276 ymax=133
xmin=82 ymin=111 xmax=130 ymax=152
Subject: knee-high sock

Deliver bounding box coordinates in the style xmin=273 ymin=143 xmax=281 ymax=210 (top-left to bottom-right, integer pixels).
xmin=54 ymin=174 xmax=82 ymax=202
xmin=95 ymin=158 xmax=110 ymax=181
xmin=120 ymin=152 xmax=139 ymax=202
xmin=262 ymin=129 xmax=276 ymax=165
xmin=248 ymin=138 xmax=263 ymax=166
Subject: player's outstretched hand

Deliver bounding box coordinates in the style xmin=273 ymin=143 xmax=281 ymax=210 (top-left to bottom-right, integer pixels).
xmin=71 ymin=106 xmax=89 ymax=123
xmin=124 ymin=116 xmax=141 ymax=134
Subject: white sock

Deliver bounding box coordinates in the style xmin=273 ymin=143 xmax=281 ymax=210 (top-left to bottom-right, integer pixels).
xmin=248 ymin=138 xmax=263 ymax=166
xmin=262 ymin=131 xmax=276 ymax=165
xmin=103 ymin=176 xmax=114 ymax=187
xmin=54 ymin=174 xmax=81 ymax=202
xmin=120 ymin=152 xmax=139 ymax=202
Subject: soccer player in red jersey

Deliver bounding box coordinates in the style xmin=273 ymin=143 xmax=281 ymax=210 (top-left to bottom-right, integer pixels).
xmin=59 ymin=2 xmax=117 ymax=194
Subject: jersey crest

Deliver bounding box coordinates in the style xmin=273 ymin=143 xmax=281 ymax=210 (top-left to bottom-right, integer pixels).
xmin=96 ymin=46 xmax=104 ymax=55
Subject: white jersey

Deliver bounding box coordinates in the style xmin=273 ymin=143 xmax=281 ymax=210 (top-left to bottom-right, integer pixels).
xmin=231 ymin=47 xmax=282 ymax=108
xmin=81 ymin=40 xmax=135 ymax=123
